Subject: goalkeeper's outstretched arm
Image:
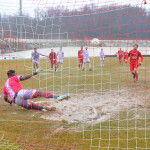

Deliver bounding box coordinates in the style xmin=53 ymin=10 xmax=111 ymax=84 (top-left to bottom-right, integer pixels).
xmin=20 ymin=72 xmax=38 ymax=81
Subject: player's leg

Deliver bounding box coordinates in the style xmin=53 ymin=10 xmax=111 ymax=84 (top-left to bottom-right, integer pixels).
xmin=51 ymin=60 xmax=53 ymax=71
xmin=87 ymin=59 xmax=92 ymax=70
xmin=121 ymin=58 xmax=123 ymax=65
xmin=82 ymin=62 xmax=85 ymax=71
xmin=130 ymin=64 xmax=136 ymax=79
xmin=33 ymin=91 xmax=70 ymax=101
xmin=102 ymin=59 xmax=104 ymax=66
xmin=15 ymin=90 xmax=45 ymax=111
xmin=35 ymin=62 xmax=39 ymax=69
xmin=33 ymin=62 xmax=36 ymax=70
xmin=78 ymin=59 xmax=80 ymax=68
xmin=133 ymin=66 xmax=138 ymax=81
xmin=54 ymin=60 xmax=57 ymax=72
xmin=60 ymin=59 xmax=63 ymax=70
xmin=57 ymin=59 xmax=60 ymax=69
xmin=100 ymin=59 xmax=102 ymax=66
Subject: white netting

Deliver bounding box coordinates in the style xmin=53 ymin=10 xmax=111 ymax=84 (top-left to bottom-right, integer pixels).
xmin=0 ymin=0 xmax=150 ymax=149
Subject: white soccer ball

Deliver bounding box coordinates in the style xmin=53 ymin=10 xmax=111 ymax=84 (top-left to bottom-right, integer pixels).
xmin=91 ymin=38 xmax=100 ymax=46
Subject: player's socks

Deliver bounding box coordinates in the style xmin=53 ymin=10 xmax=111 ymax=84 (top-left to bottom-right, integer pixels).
xmin=79 ymin=64 xmax=80 ymax=68
xmin=61 ymin=64 xmax=63 ymax=70
xmin=55 ymin=67 xmax=57 ymax=72
xmin=132 ymin=73 xmax=135 ymax=79
xmin=29 ymin=102 xmax=44 ymax=110
xmin=41 ymin=92 xmax=57 ymax=98
xmin=82 ymin=63 xmax=85 ymax=69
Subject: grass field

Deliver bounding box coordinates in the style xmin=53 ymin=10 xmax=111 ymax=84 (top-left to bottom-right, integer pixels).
xmin=0 ymin=57 xmax=150 ymax=150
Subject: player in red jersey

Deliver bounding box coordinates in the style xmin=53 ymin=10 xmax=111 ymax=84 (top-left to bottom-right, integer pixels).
xmin=124 ymin=50 xmax=128 ymax=61
xmin=49 ymin=49 xmax=57 ymax=72
xmin=125 ymin=44 xmax=143 ymax=81
xmin=78 ymin=46 xmax=84 ymax=69
xmin=118 ymin=48 xmax=124 ymax=65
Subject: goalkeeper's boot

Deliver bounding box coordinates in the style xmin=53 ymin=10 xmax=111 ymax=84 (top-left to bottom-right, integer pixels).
xmin=89 ymin=68 xmax=92 ymax=71
xmin=57 ymin=95 xmax=70 ymax=101
xmin=51 ymin=68 xmax=53 ymax=71
xmin=82 ymin=69 xmax=85 ymax=71
xmin=44 ymin=106 xmax=56 ymax=111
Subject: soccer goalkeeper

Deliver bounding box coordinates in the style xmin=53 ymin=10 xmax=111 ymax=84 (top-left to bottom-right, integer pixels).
xmin=3 ymin=70 xmax=70 ymax=111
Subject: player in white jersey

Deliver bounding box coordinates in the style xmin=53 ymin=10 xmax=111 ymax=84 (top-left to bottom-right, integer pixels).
xmin=57 ymin=47 xmax=64 ymax=70
xmin=82 ymin=46 xmax=92 ymax=71
xmin=100 ymin=48 xmax=105 ymax=66
xmin=31 ymin=48 xmax=47 ymax=70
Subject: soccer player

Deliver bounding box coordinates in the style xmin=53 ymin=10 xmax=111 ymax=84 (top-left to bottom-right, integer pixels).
xmin=49 ymin=49 xmax=57 ymax=72
xmin=3 ymin=70 xmax=70 ymax=111
xmin=78 ymin=46 xmax=84 ymax=69
xmin=82 ymin=46 xmax=92 ymax=71
xmin=100 ymin=48 xmax=105 ymax=66
xmin=31 ymin=48 xmax=47 ymax=70
xmin=118 ymin=48 xmax=123 ymax=65
xmin=125 ymin=44 xmax=143 ymax=81
xmin=57 ymin=47 xmax=64 ymax=70
xmin=124 ymin=50 xmax=128 ymax=61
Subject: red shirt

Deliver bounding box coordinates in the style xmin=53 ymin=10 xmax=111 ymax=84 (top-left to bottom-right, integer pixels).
xmin=49 ymin=52 xmax=57 ymax=60
xmin=124 ymin=52 xmax=128 ymax=58
xmin=124 ymin=52 xmax=128 ymax=57
xmin=127 ymin=49 xmax=143 ymax=64
xmin=78 ymin=50 xmax=84 ymax=59
xmin=118 ymin=50 xmax=123 ymax=58
xmin=3 ymin=76 xmax=22 ymax=101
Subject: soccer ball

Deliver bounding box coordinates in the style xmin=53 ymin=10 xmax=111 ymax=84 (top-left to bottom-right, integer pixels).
xmin=91 ymin=38 xmax=100 ymax=46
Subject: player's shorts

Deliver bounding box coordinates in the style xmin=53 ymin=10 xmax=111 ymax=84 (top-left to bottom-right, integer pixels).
xmin=84 ymin=58 xmax=90 ymax=63
xmin=15 ymin=89 xmax=37 ymax=108
xmin=119 ymin=56 xmax=123 ymax=60
xmin=58 ymin=59 xmax=63 ymax=64
xmin=124 ymin=56 xmax=127 ymax=60
xmin=130 ymin=63 xmax=138 ymax=72
xmin=79 ymin=58 xmax=83 ymax=64
xmin=100 ymin=57 xmax=104 ymax=61
xmin=51 ymin=59 xmax=57 ymax=65
xmin=33 ymin=60 xmax=39 ymax=65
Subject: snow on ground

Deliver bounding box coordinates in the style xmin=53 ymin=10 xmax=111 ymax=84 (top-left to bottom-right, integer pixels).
xmin=39 ymin=90 xmax=143 ymax=124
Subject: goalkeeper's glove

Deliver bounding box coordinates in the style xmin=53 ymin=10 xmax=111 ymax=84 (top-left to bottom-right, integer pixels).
xmin=125 ymin=60 xmax=128 ymax=63
xmin=33 ymin=72 xmax=38 ymax=76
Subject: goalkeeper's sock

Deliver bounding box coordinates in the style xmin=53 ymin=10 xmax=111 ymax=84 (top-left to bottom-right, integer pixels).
xmin=41 ymin=92 xmax=58 ymax=99
xmin=29 ymin=101 xmax=44 ymax=110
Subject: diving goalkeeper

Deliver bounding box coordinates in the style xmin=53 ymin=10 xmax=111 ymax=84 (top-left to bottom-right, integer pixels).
xmin=3 ymin=70 xmax=70 ymax=111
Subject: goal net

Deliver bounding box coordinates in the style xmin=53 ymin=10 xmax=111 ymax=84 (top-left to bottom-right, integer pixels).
xmin=0 ymin=0 xmax=150 ymax=149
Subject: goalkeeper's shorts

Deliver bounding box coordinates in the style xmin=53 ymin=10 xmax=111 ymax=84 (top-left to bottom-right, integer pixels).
xmin=15 ymin=89 xmax=37 ymax=108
